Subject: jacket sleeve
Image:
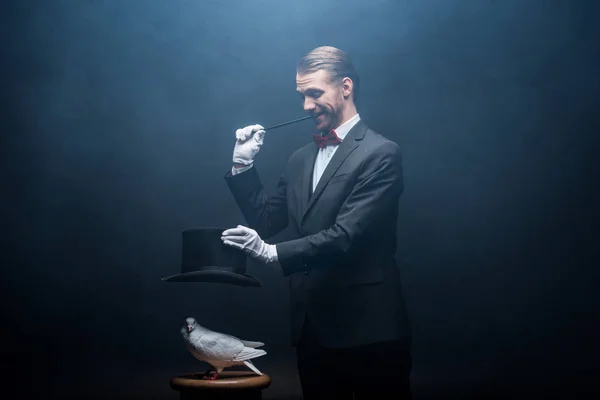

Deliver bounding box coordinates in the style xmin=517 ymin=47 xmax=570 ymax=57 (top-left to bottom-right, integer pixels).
xmin=224 ymin=165 xmax=289 ymax=240
xmin=275 ymin=141 xmax=404 ymax=276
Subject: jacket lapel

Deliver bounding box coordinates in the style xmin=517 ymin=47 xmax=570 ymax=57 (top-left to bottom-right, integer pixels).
xmin=300 ymin=120 xmax=367 ymax=225
xmin=300 ymin=146 xmax=318 ymax=219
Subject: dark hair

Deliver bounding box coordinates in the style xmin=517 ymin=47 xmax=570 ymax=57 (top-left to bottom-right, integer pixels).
xmin=297 ymin=46 xmax=360 ymax=102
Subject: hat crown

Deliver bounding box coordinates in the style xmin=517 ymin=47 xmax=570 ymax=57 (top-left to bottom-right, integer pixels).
xmin=181 ymin=228 xmax=246 ymax=274
xmin=161 ymin=227 xmax=261 ymax=287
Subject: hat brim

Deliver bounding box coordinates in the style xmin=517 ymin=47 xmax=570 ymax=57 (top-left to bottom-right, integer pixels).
xmin=161 ymin=268 xmax=261 ymax=287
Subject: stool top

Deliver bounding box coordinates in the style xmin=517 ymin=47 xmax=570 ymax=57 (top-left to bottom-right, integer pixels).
xmin=170 ymin=371 xmax=271 ymax=391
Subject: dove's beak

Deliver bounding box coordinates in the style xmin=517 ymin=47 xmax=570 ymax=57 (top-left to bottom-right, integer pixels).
xmin=187 ymin=325 xmax=193 ymax=332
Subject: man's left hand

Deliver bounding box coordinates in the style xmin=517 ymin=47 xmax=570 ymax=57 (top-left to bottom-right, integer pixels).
xmin=221 ymin=225 xmax=278 ymax=265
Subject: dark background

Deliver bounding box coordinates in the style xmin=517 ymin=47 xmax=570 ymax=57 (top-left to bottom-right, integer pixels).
xmin=1 ymin=0 xmax=598 ymax=398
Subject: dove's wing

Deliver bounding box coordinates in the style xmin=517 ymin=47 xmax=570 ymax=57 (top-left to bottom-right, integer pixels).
xmin=239 ymin=340 xmax=264 ymax=348
xmin=193 ymin=331 xmax=244 ymax=361
xmin=233 ymin=346 xmax=267 ymax=362
xmin=221 ymin=333 xmax=264 ymax=348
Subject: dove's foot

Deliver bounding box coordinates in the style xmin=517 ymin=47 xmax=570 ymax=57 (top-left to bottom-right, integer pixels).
xmin=201 ymin=371 xmax=220 ymax=380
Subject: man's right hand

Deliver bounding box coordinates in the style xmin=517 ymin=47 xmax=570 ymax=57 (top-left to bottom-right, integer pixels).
xmin=233 ymin=124 xmax=265 ymax=168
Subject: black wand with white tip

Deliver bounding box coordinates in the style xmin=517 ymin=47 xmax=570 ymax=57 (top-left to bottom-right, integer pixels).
xmin=251 ymin=115 xmax=312 ymax=135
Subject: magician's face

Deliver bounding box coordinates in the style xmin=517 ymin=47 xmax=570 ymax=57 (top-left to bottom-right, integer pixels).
xmin=296 ymin=69 xmax=346 ymax=134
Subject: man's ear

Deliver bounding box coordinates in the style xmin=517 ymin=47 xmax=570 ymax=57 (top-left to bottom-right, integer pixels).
xmin=341 ymin=77 xmax=353 ymax=99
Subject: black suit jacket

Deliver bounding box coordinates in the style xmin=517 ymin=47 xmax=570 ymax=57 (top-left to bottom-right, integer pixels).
xmin=225 ymin=120 xmax=411 ymax=348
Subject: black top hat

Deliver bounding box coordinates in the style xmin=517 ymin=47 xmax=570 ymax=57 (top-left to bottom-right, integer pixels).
xmin=161 ymin=227 xmax=261 ymax=287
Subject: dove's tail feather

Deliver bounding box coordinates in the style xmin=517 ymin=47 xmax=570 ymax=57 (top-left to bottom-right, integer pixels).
xmin=240 ymin=340 xmax=264 ymax=348
xmin=243 ymin=360 xmax=263 ymax=376
xmin=234 ymin=347 xmax=267 ymax=361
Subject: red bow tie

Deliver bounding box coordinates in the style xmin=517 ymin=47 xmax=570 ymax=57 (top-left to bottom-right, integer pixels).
xmin=313 ymin=129 xmax=342 ymax=148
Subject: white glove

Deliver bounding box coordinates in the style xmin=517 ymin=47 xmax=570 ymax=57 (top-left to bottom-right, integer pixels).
xmin=233 ymin=124 xmax=265 ymax=166
xmin=221 ymin=225 xmax=278 ymax=264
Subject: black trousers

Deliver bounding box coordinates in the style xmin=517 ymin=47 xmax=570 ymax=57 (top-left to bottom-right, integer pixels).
xmin=296 ymin=318 xmax=412 ymax=399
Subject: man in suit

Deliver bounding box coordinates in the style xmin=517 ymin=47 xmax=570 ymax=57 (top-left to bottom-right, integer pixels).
xmin=221 ymin=46 xmax=412 ymax=399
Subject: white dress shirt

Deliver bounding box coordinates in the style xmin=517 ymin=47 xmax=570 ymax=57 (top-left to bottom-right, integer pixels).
xmin=312 ymin=113 xmax=360 ymax=192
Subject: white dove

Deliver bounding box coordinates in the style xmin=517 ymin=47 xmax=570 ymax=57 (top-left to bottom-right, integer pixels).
xmin=181 ymin=317 xmax=266 ymax=380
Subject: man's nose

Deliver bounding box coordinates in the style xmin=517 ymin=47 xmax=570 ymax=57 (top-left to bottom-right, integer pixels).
xmin=303 ymin=99 xmax=316 ymax=112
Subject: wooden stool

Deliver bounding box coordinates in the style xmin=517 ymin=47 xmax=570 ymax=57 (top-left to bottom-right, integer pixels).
xmin=169 ymin=371 xmax=271 ymax=399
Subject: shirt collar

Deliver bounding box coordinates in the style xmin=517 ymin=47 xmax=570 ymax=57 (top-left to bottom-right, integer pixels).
xmin=333 ymin=113 xmax=360 ymax=141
